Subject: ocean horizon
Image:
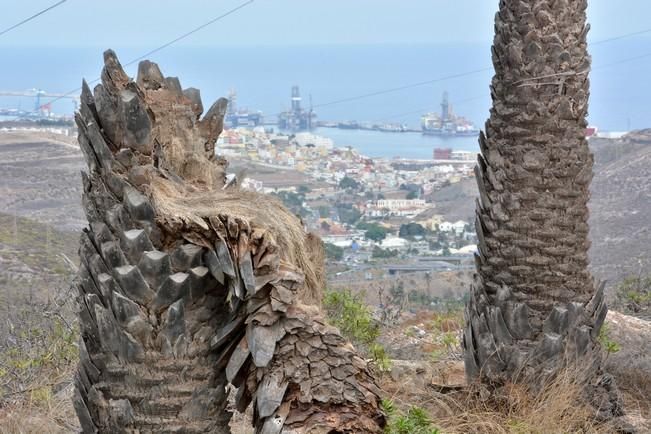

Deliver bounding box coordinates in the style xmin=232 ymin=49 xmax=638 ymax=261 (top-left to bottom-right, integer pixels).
xmin=1 ymin=41 xmax=649 ymax=135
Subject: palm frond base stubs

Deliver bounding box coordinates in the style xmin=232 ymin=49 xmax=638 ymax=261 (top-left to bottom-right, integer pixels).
xmin=74 ymin=50 xmax=385 ymax=434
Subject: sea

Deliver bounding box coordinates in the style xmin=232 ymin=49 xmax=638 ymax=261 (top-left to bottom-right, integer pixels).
xmin=1 ymin=41 xmax=650 ymax=159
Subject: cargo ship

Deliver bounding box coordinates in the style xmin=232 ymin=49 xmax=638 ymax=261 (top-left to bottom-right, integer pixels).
xmin=421 ymin=92 xmax=479 ymax=137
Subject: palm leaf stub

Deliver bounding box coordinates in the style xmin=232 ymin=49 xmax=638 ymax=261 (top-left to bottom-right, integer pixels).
xmin=464 ymin=0 xmax=621 ymax=419
xmin=74 ymin=50 xmax=385 ymax=433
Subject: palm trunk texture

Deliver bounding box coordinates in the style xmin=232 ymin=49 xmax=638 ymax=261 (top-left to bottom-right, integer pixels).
xmin=463 ymin=0 xmax=621 ymax=419
xmin=73 ymin=50 xmax=385 ymax=433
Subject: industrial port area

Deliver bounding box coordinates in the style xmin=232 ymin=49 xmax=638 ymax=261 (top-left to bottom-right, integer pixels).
xmin=222 ymin=85 xmax=480 ymax=136
xmin=1 ymin=83 xmax=479 ymax=137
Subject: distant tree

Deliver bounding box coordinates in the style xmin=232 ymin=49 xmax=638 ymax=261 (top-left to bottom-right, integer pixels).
xmin=365 ymin=226 xmax=388 ymax=242
xmin=406 ymin=191 xmax=418 ymax=200
xmin=320 ymin=221 xmax=331 ymax=232
xmin=336 ymin=205 xmax=362 ymax=226
xmin=399 ymin=223 xmax=426 ymax=239
xmin=441 ymin=247 xmax=451 ymax=257
xmin=372 ymin=246 xmax=398 ymax=259
xmin=424 ymin=272 xmax=432 ymax=297
xmin=273 ymin=191 xmax=309 ymax=218
xmin=323 ymin=242 xmax=344 ymax=261
xmin=429 ymin=240 xmax=442 ymax=250
xmin=377 ymin=193 xmax=386 ymax=200
xmin=297 ymin=185 xmax=311 ymax=194
xmin=339 ymin=176 xmax=360 ymax=191
xmin=318 ymin=206 xmax=330 ymax=218
xmin=613 ymin=273 xmax=651 ymax=315
xmin=390 ymin=280 xmax=405 ymax=299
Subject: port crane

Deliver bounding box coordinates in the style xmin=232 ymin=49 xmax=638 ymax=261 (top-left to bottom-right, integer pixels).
xmin=0 ymin=88 xmax=79 ymax=114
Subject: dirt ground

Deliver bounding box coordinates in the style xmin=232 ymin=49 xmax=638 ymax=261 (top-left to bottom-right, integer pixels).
xmin=0 ymin=131 xmax=85 ymax=232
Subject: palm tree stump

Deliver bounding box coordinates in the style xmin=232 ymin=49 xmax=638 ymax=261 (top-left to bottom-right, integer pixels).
xmin=73 ymin=50 xmax=385 ymax=433
xmin=463 ymin=0 xmax=622 ymax=419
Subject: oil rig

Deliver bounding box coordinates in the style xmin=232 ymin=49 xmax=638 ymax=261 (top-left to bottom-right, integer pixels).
xmin=224 ymin=90 xmax=264 ymax=128
xmin=277 ymin=86 xmax=316 ymax=131
xmin=421 ymin=91 xmax=478 ymax=136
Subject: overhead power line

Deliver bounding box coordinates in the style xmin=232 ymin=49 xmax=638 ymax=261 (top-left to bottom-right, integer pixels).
xmin=47 ymin=0 xmax=255 ymax=106
xmin=373 ymin=95 xmax=485 ymax=123
xmin=308 ymin=26 xmax=651 ymax=112
xmin=0 ymin=0 xmax=68 ymax=37
xmin=124 ymin=0 xmax=254 ymax=67
xmin=43 ymin=18 xmax=651 ymax=113
xmin=591 ymin=26 xmax=651 ymax=46
xmin=312 ymin=68 xmax=492 ymax=110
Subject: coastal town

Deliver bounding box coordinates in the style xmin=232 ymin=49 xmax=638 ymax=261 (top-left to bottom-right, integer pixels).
xmin=218 ymin=126 xmax=479 ymax=289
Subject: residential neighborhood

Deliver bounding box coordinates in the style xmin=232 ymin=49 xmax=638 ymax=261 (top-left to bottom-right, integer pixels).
xmin=219 ymin=127 xmax=479 ymax=274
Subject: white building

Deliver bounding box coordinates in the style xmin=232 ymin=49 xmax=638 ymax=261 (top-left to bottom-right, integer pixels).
xmin=376 ymin=199 xmax=426 ymax=211
xmin=294 ymin=132 xmax=334 ymax=149
xmin=380 ymin=236 xmax=409 ymax=250
xmin=440 ymin=220 xmax=469 ymax=235
xmin=451 ymin=150 xmax=476 ymax=161
xmin=452 ymin=220 xmax=469 ymax=234
xmin=241 ymin=177 xmax=263 ymax=192
xmin=367 ymin=199 xmax=428 ymax=218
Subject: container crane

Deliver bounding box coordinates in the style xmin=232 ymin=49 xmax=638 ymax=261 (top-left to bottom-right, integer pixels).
xmin=0 ymin=88 xmax=79 ymax=114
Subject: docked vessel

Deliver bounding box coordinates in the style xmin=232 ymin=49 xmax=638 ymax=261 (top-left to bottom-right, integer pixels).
xmin=421 ymin=92 xmax=479 ymax=136
xmin=225 ymin=90 xmax=264 ymax=128
xmin=337 ymin=121 xmax=360 ymax=130
xmin=278 ymin=86 xmax=316 ymax=131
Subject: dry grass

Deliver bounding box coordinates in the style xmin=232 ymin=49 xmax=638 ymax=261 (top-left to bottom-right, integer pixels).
xmin=150 ymin=176 xmax=324 ymax=305
xmin=383 ymin=365 xmax=621 ymax=434
xmin=0 ymin=385 xmax=78 ymax=434
xmin=0 ymin=350 xmax=77 ymax=434
xmin=1 ymin=360 xmax=644 ymax=433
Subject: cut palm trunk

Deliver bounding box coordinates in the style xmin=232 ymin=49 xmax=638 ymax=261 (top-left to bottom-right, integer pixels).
xmin=74 ymin=50 xmax=385 ymax=433
xmin=464 ymin=0 xmax=621 ymax=419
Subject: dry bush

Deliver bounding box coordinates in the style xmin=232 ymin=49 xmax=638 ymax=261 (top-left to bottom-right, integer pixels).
xmin=611 ymin=366 xmax=651 ymax=418
xmin=0 ymin=384 xmax=78 ymax=434
xmin=0 ymin=285 xmax=78 ymax=433
xmin=383 ymin=365 xmax=620 ymax=434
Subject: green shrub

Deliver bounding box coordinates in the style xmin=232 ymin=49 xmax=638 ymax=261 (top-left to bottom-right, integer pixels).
xmin=597 ymin=321 xmax=621 ymax=358
xmin=323 ymin=242 xmax=344 ymax=261
xmin=614 ymin=274 xmax=651 ymax=315
xmin=372 ymin=246 xmax=399 ymax=259
xmin=323 ymin=289 xmax=391 ymax=371
xmin=382 ymin=400 xmax=441 ymax=434
xmin=324 ymin=290 xmax=379 ymax=346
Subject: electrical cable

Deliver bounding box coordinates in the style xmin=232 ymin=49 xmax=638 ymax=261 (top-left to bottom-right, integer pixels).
xmin=0 ymin=0 xmax=68 ymax=37
xmin=45 ymin=0 xmax=255 ymax=106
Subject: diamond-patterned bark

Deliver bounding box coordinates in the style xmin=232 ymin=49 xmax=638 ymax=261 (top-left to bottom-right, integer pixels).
xmin=74 ymin=50 xmax=385 ymax=433
xmin=464 ymin=0 xmax=621 ymax=419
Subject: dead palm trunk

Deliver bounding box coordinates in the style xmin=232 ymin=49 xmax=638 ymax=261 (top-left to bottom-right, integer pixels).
xmin=74 ymin=50 xmax=385 ymax=433
xmin=463 ymin=0 xmax=621 ymax=419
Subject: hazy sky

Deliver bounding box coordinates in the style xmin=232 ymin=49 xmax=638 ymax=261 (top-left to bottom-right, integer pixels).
xmin=1 ymin=0 xmax=650 ymax=47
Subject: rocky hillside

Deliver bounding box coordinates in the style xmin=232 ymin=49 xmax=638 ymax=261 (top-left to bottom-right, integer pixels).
xmin=588 ymin=131 xmax=651 ymax=286
xmin=0 ymin=212 xmax=78 ymax=340
xmin=0 ymin=131 xmax=85 ymax=231
xmin=424 ymin=132 xmax=651 ymax=291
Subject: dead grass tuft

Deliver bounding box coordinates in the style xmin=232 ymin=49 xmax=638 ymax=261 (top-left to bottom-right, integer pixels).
xmin=149 ymin=177 xmax=324 ymax=304
xmin=383 ymin=364 xmax=620 ymax=434
xmin=0 ymin=367 xmax=78 ymax=434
